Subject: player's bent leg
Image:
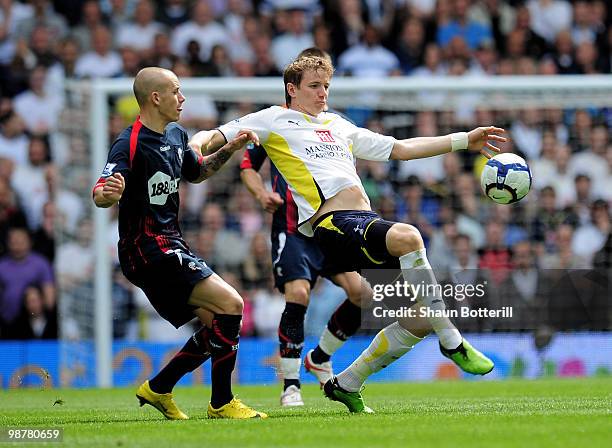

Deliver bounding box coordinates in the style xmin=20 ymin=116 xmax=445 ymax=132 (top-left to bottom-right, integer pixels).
xmin=307 ymin=272 xmax=369 ymax=386
xmin=187 ymin=273 xmax=243 ymax=315
xmin=329 ymin=304 xmax=426 ymax=411
xmin=188 ymin=275 xmax=266 ymax=417
xmin=387 ymin=223 xmax=494 ymax=375
xmin=279 ymin=279 xmax=309 ymax=406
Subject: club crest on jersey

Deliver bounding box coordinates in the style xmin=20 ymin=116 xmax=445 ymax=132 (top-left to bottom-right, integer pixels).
xmin=315 ymin=129 xmax=335 ymax=143
xmin=102 ymin=163 xmax=116 ymax=177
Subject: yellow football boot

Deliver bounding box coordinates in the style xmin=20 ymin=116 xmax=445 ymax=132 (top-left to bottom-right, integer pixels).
xmin=136 ymin=380 xmax=189 ymax=420
xmin=207 ymin=397 xmax=268 ymax=419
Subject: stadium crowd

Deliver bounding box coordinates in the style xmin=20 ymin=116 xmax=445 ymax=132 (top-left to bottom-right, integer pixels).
xmin=0 ymin=0 xmax=610 ymax=341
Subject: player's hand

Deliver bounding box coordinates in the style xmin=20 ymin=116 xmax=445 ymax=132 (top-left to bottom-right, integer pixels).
xmin=258 ymin=191 xmax=284 ymax=213
xmin=467 ymin=126 xmax=507 ymax=159
xmin=225 ymin=129 xmax=260 ymax=153
xmin=102 ymin=173 xmax=125 ymax=202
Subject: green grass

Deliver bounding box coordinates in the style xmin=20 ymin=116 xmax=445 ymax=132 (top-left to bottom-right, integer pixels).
xmin=1 ymin=378 xmax=611 ymax=448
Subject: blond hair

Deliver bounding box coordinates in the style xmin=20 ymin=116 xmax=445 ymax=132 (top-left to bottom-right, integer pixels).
xmin=283 ymin=56 xmax=334 ymax=106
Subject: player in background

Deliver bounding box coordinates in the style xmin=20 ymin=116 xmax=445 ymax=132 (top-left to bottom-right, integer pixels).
xmin=93 ymin=67 xmax=266 ymax=419
xmin=236 ymin=48 xmax=372 ymax=407
xmin=189 ymin=56 xmax=505 ymax=413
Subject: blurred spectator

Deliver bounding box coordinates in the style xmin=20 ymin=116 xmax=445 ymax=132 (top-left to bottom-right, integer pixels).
xmin=597 ymin=144 xmax=612 ymax=202
xmin=437 ymin=0 xmax=492 ymax=50
xmin=0 ymin=176 xmax=27 ymax=256
xmin=325 ymin=0 xmax=364 ymax=58
xmin=271 ymin=6 xmax=313 ymax=71
xmin=551 ymin=29 xmax=579 ymax=74
xmin=396 ymin=175 xmax=438 ymax=246
xmin=56 ymin=37 xmax=80 ymax=79
xmin=337 ymin=25 xmax=401 ymax=77
xmin=478 ymin=221 xmax=512 ymax=285
xmin=529 ymin=186 xmax=568 ymax=252
xmin=10 ymin=136 xmax=51 ymax=229
xmin=0 ymin=0 xmax=33 ymax=65
xmin=222 ymin=0 xmax=254 ymax=62
xmin=546 ymin=144 xmax=575 ymax=208
xmin=173 ymin=63 xmax=218 ymax=134
xmin=171 ymin=0 xmax=228 ymax=61
xmin=74 ymin=25 xmax=122 ymax=78
xmin=0 ymin=227 xmax=55 ymax=329
xmin=572 ymin=199 xmax=610 ymax=265
xmin=251 ymin=33 xmax=282 ymax=77
xmin=570 ymin=173 xmax=594 ymax=225
xmin=240 ymin=232 xmax=272 ymax=291
xmin=13 ymin=65 xmax=63 ymax=135
xmin=116 ymin=0 xmax=164 ymax=55
xmin=428 ymin=220 xmax=458 ymax=271
xmin=144 ymin=32 xmax=179 ymax=69
xmin=443 ymin=233 xmax=493 ymax=332
xmin=496 ymin=240 xmax=550 ymax=331
xmin=394 ymin=17 xmax=425 ymax=74
xmin=540 ymin=223 xmax=590 ymax=269
xmin=56 ymin=218 xmax=94 ymax=289
xmin=31 ymin=200 xmax=54 ymax=262
xmin=571 ymin=0 xmax=598 ymax=46
xmin=70 ymin=0 xmax=106 ymax=53
xmin=569 ymin=124 xmax=609 ymax=187
xmin=412 ymin=42 xmax=447 ymax=77
xmin=0 ymin=108 xmax=28 ymax=165
xmin=527 ymin=0 xmax=572 ymax=43
xmin=106 ymin=0 xmax=133 ymax=30
xmin=199 ymin=202 xmax=245 ymax=269
xmin=117 ymin=46 xmax=142 ymax=77
xmin=252 ymin=283 xmax=284 ymax=337
xmin=3 ymin=284 xmax=56 ymax=339
xmin=157 ymin=0 xmax=190 ymax=27
xmin=14 ymin=0 xmax=67 ymax=42
xmin=530 ymin=129 xmax=558 ymax=189
xmin=510 ymin=108 xmax=542 ymax=160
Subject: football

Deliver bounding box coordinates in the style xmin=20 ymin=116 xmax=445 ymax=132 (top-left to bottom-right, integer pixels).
xmin=480 ymin=153 xmax=532 ymax=204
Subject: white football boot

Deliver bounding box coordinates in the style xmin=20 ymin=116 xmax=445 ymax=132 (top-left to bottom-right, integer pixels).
xmin=280 ymin=385 xmax=304 ymax=407
xmin=304 ymin=349 xmax=333 ymax=387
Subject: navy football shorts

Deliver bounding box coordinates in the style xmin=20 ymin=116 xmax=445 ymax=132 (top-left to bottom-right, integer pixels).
xmin=271 ymin=230 xmax=325 ymax=293
xmin=313 ymin=210 xmax=400 ymax=273
xmin=120 ymin=249 xmax=214 ymax=328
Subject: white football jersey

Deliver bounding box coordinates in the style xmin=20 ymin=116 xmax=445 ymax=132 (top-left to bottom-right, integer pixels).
xmin=218 ymin=106 xmax=395 ymax=236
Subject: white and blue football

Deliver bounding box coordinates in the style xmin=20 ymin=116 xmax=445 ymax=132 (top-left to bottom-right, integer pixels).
xmin=480 ymin=153 xmax=532 ymax=204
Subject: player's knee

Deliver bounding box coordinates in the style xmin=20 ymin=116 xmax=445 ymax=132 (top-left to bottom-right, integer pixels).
xmin=347 ymin=279 xmax=373 ymax=309
xmin=221 ymin=290 xmax=244 ymax=315
xmin=387 ymin=224 xmax=423 ymax=256
xmin=284 ymin=281 xmax=310 ymax=306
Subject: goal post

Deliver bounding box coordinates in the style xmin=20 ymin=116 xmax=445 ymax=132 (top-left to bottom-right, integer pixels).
xmin=77 ymin=75 xmax=612 ymax=387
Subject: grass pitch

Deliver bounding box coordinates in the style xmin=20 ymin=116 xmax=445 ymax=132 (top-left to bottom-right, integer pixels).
xmin=1 ymin=378 xmax=610 ymax=448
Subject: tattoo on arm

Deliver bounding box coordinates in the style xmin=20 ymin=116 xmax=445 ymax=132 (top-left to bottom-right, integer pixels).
xmin=197 ymin=146 xmax=234 ymax=181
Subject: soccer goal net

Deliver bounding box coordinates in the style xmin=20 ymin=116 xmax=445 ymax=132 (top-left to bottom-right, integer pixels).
xmin=58 ymin=75 xmax=612 ymax=387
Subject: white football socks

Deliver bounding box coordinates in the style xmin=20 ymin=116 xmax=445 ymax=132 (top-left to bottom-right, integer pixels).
xmin=399 ymin=248 xmax=462 ymax=349
xmin=279 ymin=357 xmax=301 ymax=380
xmin=336 ymin=322 xmax=423 ymax=392
xmin=317 ymin=327 xmax=346 ymax=356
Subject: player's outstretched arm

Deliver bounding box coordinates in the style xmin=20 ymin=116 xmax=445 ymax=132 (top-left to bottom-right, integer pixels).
xmin=240 ymin=168 xmax=284 ymax=213
xmin=93 ymin=173 xmax=125 ymax=208
xmin=193 ymin=130 xmax=258 ymax=182
xmin=189 ymin=129 xmax=227 ymax=155
xmin=389 ymin=126 xmax=506 ymax=161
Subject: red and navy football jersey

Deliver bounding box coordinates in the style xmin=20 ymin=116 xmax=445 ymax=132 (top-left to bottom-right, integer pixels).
xmin=94 ymin=117 xmax=203 ymax=267
xmin=240 ymin=144 xmax=299 ymax=234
